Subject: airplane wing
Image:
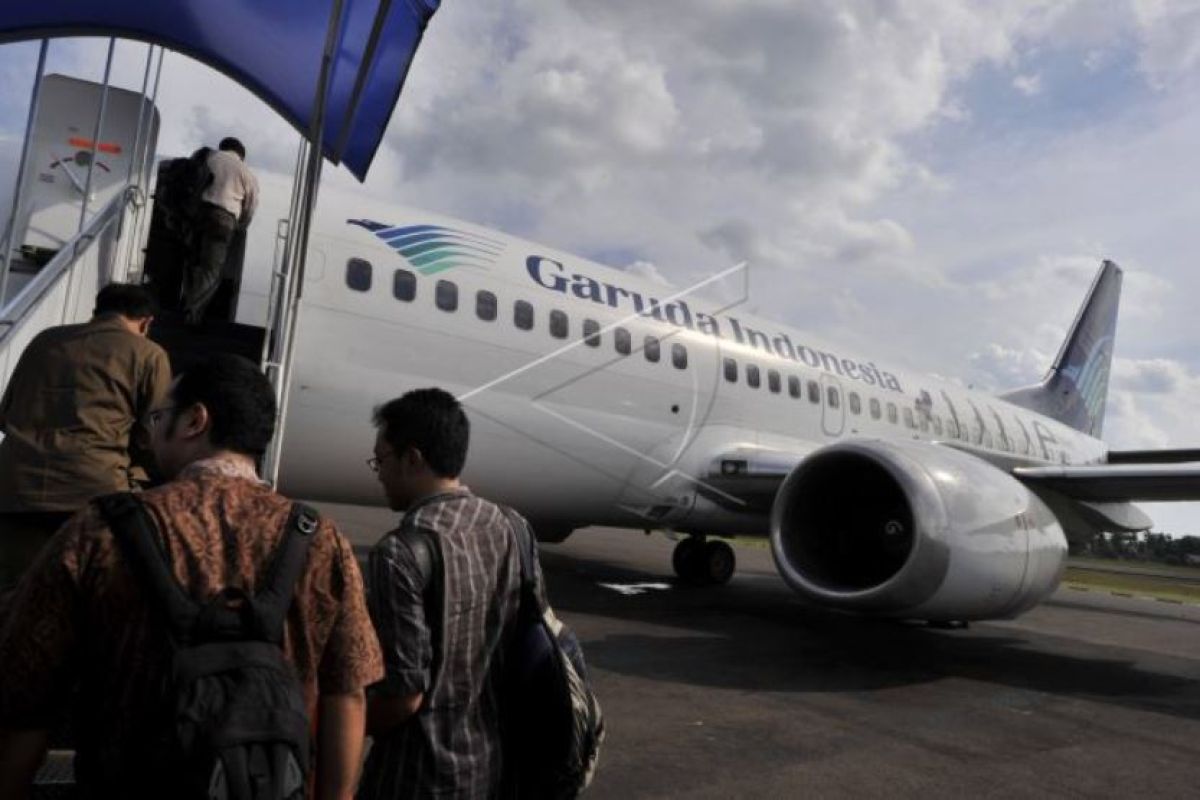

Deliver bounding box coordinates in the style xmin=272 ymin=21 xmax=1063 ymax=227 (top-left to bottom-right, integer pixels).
xmin=1106 ymin=448 xmax=1200 ymax=464
xmin=1013 ymin=463 xmax=1200 ymax=502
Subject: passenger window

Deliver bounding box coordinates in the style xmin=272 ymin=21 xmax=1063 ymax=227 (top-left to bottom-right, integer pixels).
xmin=550 ymin=309 xmax=569 ymax=339
xmin=436 ymin=280 xmax=458 ymax=312
xmin=644 ymin=335 xmax=661 ymax=362
xmin=807 ymin=380 xmax=820 ymax=403
xmin=849 ymin=392 xmax=861 ymax=415
xmin=747 ymin=364 xmax=761 ymax=388
xmin=827 ymin=387 xmax=840 ymax=408
xmin=514 ymin=300 xmax=534 ymax=330
xmin=615 ymin=326 xmax=632 ymax=355
xmin=393 ymin=269 xmax=416 ymax=302
xmin=787 ymin=375 xmax=801 ymax=398
xmin=724 ymin=358 xmax=738 ymax=383
xmin=476 ymin=290 xmax=497 ymax=321
xmin=887 ymin=403 xmax=898 ymax=424
xmin=903 ymin=408 xmax=916 ymax=429
xmin=869 ymin=398 xmax=881 ymax=419
xmin=582 ymin=318 xmax=601 ymax=347
xmin=672 ymin=343 xmax=688 ymax=370
xmin=346 ymin=258 xmax=372 ymax=292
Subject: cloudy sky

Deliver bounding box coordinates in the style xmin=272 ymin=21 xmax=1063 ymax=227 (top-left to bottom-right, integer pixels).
xmin=2 ymin=1 xmax=1199 ymax=533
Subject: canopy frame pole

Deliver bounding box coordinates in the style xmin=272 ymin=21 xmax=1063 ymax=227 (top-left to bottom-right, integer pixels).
xmin=76 ymin=38 xmax=116 ymax=235
xmin=64 ymin=37 xmax=116 ymax=322
xmin=0 ymin=39 xmax=50 ymax=313
xmin=331 ymin=0 xmax=391 ymax=160
xmin=263 ymin=0 xmax=345 ymax=486
xmin=120 ymin=43 xmax=156 ymax=281
xmin=128 ymin=47 xmax=166 ymax=278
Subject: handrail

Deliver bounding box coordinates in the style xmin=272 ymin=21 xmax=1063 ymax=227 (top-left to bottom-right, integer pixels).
xmin=0 ymin=187 xmax=136 ymax=341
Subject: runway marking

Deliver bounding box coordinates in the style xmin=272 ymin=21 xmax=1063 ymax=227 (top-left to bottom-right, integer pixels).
xmin=598 ymin=582 xmax=673 ymax=596
xmin=1066 ymin=583 xmax=1199 ymax=606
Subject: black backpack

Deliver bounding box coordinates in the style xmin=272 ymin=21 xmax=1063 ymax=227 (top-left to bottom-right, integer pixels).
xmin=157 ymin=146 xmax=214 ymax=234
xmin=96 ymin=492 xmax=319 ymax=800
xmin=500 ymin=513 xmax=604 ymax=799
xmin=405 ymin=509 xmax=603 ymax=799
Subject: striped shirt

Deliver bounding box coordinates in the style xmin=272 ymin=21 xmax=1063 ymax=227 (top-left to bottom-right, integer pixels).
xmin=359 ymin=488 xmax=531 ymax=799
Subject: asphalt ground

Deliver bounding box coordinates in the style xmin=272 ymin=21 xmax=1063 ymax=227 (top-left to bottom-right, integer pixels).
xmin=323 ymin=503 xmax=1200 ymax=800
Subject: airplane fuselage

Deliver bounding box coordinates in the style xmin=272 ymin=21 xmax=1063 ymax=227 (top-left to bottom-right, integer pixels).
xmin=276 ymin=207 xmax=1106 ymax=538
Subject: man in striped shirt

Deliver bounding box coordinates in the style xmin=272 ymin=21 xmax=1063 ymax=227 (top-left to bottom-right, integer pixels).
xmin=359 ymin=388 xmax=534 ymax=799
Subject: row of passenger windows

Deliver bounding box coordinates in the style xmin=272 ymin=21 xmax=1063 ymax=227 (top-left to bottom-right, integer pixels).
xmin=718 ymin=356 xmax=954 ymax=433
xmin=349 ymin=261 xmax=1050 ymax=454
xmin=348 ymin=263 xmax=690 ymax=368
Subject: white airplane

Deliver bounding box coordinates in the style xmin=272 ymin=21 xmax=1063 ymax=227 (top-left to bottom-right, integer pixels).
xmin=251 ymin=201 xmax=1200 ymax=623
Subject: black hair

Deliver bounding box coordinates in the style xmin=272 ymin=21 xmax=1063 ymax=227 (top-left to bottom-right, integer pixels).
xmin=218 ymin=136 xmax=246 ymax=159
xmin=373 ymin=388 xmax=470 ymax=478
xmin=170 ymin=354 xmax=276 ymax=456
xmin=94 ymin=283 xmax=158 ymax=319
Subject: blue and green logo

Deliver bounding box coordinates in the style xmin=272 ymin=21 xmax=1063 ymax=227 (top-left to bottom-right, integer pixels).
xmin=348 ymin=219 xmax=504 ymax=275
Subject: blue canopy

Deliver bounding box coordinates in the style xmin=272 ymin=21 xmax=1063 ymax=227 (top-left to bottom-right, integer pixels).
xmin=0 ymin=0 xmax=440 ymax=181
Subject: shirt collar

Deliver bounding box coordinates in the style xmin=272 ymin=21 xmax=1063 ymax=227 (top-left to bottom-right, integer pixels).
xmin=405 ymin=485 xmax=470 ymax=516
xmin=179 ymin=454 xmax=266 ymax=485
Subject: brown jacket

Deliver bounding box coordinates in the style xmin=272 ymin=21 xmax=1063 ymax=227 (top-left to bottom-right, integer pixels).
xmin=0 ymin=314 xmax=171 ymax=512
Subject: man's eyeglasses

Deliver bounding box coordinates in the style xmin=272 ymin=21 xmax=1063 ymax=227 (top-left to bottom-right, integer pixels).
xmin=366 ymin=451 xmax=395 ymax=473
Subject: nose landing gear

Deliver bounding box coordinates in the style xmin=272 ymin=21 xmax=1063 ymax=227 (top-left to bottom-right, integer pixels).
xmin=672 ymin=536 xmax=736 ymax=586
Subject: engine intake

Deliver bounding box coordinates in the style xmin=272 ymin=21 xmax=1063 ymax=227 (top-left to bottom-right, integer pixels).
xmin=770 ymin=439 xmax=1066 ymax=621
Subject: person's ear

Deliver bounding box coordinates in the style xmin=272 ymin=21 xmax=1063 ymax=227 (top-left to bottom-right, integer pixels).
xmin=178 ymin=403 xmax=211 ymax=440
xmin=138 ymin=317 xmax=153 ymax=336
xmin=402 ymin=446 xmax=425 ymax=472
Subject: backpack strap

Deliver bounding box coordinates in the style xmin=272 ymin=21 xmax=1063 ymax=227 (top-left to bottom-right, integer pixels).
xmin=95 ymin=492 xmax=200 ymax=642
xmin=503 ymin=509 xmax=541 ymax=602
xmin=394 ymin=519 xmax=445 ymax=701
xmin=503 ymin=509 xmax=565 ymax=636
xmin=251 ymin=502 xmax=320 ymax=644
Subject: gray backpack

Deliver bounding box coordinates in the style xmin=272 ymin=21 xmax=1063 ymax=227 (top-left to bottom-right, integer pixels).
xmin=97 ymin=492 xmax=317 ymax=800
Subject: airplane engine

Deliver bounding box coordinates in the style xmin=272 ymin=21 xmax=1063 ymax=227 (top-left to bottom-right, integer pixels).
xmin=770 ymin=439 xmax=1067 ymax=621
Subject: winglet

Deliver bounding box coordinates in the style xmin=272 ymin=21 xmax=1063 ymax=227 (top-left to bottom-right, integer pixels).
xmin=1001 ymin=261 xmax=1122 ymax=437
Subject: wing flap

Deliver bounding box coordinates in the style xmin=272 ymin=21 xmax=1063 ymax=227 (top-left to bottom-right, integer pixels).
xmin=1014 ymin=463 xmax=1200 ymax=502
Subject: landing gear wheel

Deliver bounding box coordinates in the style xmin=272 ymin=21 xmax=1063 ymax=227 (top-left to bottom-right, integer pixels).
xmin=672 ymin=537 xmax=703 ymax=582
xmin=702 ymin=540 xmax=736 ymax=586
xmin=672 ymin=537 xmax=736 ymax=585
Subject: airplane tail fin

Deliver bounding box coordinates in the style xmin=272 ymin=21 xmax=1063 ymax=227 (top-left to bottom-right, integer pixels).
xmin=1000 ymin=260 xmax=1122 ymax=438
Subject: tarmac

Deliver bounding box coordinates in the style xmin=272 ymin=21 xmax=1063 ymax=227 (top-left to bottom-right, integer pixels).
xmin=326 ymin=503 xmax=1200 ymax=800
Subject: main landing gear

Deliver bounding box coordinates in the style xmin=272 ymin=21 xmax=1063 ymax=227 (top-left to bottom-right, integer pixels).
xmin=672 ymin=535 xmax=736 ymax=586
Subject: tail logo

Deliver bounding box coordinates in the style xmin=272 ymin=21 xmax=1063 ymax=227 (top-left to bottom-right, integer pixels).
xmin=348 ymin=219 xmax=504 ymax=275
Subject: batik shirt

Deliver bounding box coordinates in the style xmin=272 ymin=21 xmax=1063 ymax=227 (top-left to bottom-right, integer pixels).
xmin=0 ymin=456 xmax=384 ymax=794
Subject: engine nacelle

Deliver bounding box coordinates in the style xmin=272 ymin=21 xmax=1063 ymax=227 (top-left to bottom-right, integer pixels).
xmin=770 ymin=439 xmax=1066 ymax=621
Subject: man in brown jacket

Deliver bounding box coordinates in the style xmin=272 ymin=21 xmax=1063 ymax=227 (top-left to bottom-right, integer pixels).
xmin=0 ymin=283 xmax=171 ymax=591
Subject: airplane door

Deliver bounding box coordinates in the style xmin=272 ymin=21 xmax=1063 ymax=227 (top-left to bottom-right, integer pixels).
xmin=610 ymin=332 xmax=725 ymax=526
xmin=821 ymin=373 xmax=845 ymax=437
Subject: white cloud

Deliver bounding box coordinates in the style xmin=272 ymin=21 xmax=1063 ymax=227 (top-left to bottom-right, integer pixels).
xmin=623 ymin=260 xmax=671 ymax=285
xmin=1132 ymin=0 xmax=1200 ymax=87
xmin=1013 ymin=73 xmax=1043 ymax=95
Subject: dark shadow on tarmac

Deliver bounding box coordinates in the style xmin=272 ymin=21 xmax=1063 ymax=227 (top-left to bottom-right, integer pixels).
xmin=534 ymin=545 xmax=1200 ymax=724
